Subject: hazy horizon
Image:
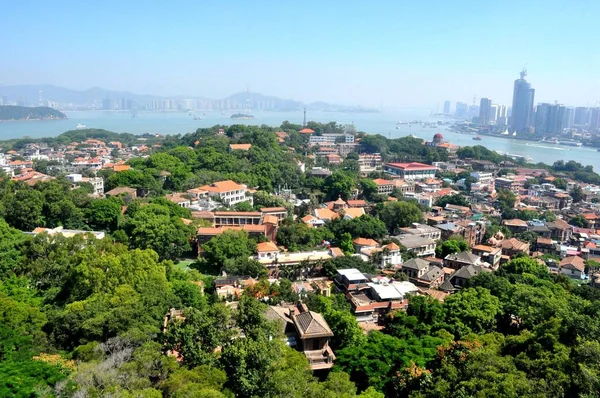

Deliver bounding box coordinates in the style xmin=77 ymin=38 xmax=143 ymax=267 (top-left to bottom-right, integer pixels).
xmin=1 ymin=1 xmax=599 ymax=108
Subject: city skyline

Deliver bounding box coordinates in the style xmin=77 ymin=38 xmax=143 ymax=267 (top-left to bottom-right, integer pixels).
xmin=1 ymin=1 xmax=599 ymax=108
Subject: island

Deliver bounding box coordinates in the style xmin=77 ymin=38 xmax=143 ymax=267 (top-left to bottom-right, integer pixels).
xmin=230 ymin=113 xmax=254 ymax=119
xmin=0 ymin=105 xmax=67 ymax=121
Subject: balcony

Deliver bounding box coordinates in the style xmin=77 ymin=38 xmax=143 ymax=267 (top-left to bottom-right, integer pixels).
xmin=304 ymin=347 xmax=336 ymax=370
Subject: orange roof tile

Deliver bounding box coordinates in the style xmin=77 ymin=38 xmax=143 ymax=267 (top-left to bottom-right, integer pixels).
xmin=229 ymin=143 xmax=252 ymax=150
xmin=353 ymin=237 xmax=378 ymax=247
xmin=198 ymin=180 xmax=245 ymax=193
xmin=372 ymin=178 xmax=393 ymax=186
xmin=257 ymin=241 xmax=279 ymax=252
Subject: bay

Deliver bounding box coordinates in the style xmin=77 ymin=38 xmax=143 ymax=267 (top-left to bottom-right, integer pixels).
xmin=0 ymin=109 xmax=597 ymax=171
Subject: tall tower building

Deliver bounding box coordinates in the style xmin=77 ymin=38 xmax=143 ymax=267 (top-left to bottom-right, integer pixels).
xmin=455 ymin=102 xmax=468 ymax=119
xmin=591 ymin=108 xmax=600 ymax=130
xmin=574 ymin=107 xmax=589 ymax=126
xmin=510 ymin=69 xmax=535 ymax=134
xmin=443 ymin=100 xmax=451 ymax=114
xmin=535 ymin=103 xmax=551 ymax=135
xmin=478 ymin=98 xmax=492 ymax=125
xmin=489 ymin=105 xmax=499 ymax=124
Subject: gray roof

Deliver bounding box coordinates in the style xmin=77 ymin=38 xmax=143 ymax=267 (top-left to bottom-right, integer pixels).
xmin=439 ymin=279 xmax=456 ymax=292
xmin=444 ymin=251 xmax=480 ymax=265
xmin=398 ymin=235 xmax=435 ymax=249
xmin=402 ymin=258 xmax=430 ymax=271
xmin=532 ymin=225 xmax=551 ymax=233
xmin=437 ymin=222 xmax=459 ymax=232
xmin=451 ymin=264 xmax=489 ymax=281
xmin=293 ymin=311 xmax=333 ymax=339
xmin=421 ymin=266 xmax=443 ymax=282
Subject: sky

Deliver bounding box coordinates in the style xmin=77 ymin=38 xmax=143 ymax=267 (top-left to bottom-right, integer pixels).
xmin=1 ymin=0 xmax=599 ymax=108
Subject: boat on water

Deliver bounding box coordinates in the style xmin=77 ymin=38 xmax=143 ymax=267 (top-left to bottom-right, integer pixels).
xmin=230 ymin=113 xmax=255 ymax=120
xmin=473 ymin=136 xmax=482 ymax=141
xmin=541 ymin=138 xmax=560 ymax=144
xmin=558 ymin=140 xmax=582 ymax=147
xmin=75 ymin=124 xmax=86 ymax=130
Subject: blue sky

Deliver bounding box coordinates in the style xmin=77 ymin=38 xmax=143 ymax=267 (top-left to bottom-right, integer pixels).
xmin=1 ymin=0 xmax=598 ymax=107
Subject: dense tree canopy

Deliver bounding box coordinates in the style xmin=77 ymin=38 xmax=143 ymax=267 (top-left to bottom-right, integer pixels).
xmin=379 ymin=201 xmax=423 ymax=234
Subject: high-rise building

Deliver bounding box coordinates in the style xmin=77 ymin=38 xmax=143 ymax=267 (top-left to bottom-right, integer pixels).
xmin=564 ymin=107 xmax=574 ymax=129
xmin=455 ymin=102 xmax=468 ymax=119
xmin=443 ymin=101 xmax=451 ymax=114
xmin=536 ymin=103 xmax=569 ymax=135
xmin=102 ymin=96 xmax=111 ymax=110
xmin=489 ymin=105 xmax=499 ymax=123
xmin=478 ymin=98 xmax=492 ymax=125
xmin=591 ymin=108 xmax=600 ymax=130
xmin=574 ymin=107 xmax=589 ymax=126
xmin=535 ymin=103 xmax=551 ymax=135
xmin=496 ymin=105 xmax=508 ymax=125
xmin=510 ymin=69 xmax=535 ymax=134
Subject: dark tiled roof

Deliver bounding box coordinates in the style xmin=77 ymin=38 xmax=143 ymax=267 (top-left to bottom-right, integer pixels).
xmin=293 ymin=311 xmax=333 ymax=339
xmin=402 ymin=258 xmax=430 ymax=271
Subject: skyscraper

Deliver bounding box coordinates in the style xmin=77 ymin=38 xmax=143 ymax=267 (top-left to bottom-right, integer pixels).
xmin=536 ymin=103 xmax=569 ymax=135
xmin=535 ymin=103 xmax=551 ymax=135
xmin=478 ymin=98 xmax=492 ymax=125
xmin=489 ymin=105 xmax=499 ymax=124
xmin=574 ymin=107 xmax=589 ymax=126
xmin=591 ymin=108 xmax=600 ymax=130
xmin=455 ymin=102 xmax=468 ymax=119
xmin=497 ymin=105 xmax=508 ymax=125
xmin=510 ymin=69 xmax=535 ymax=134
xmin=443 ymin=100 xmax=451 ymax=114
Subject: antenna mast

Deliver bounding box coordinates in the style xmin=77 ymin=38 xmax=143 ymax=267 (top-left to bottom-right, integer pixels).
xmin=520 ymin=68 xmax=527 ymax=79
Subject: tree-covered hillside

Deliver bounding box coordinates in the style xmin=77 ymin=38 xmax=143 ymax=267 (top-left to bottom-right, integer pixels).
xmin=0 ymin=105 xmax=66 ymax=121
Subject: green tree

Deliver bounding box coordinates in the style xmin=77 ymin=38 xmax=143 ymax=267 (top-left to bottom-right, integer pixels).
xmin=4 ymin=188 xmax=44 ymax=230
xmin=571 ymin=185 xmax=585 ymax=203
xmin=339 ymin=232 xmax=355 ymax=255
xmin=444 ymin=287 xmax=501 ymax=336
xmin=434 ymin=193 xmax=470 ymax=208
xmin=379 ymin=201 xmax=423 ymax=234
xmin=570 ymin=215 xmax=587 ymax=228
xmin=435 ymin=239 xmax=468 ymax=258
xmin=360 ymin=179 xmax=380 ymax=202
xmin=323 ymin=171 xmax=356 ymax=201
xmin=165 ymin=305 xmax=234 ymax=367
xmin=85 ymin=197 xmax=124 ymax=231
xmin=125 ymin=207 xmax=193 ymax=261
xmin=497 ymin=189 xmax=517 ymax=210
xmin=200 ymin=230 xmax=257 ymax=272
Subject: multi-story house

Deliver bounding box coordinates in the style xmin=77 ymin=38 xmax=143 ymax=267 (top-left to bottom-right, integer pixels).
xmin=372 ymin=178 xmax=395 ymax=195
xmin=358 ymin=153 xmax=382 ymax=176
xmin=189 ymin=180 xmax=252 ymax=207
xmin=398 ymin=223 xmax=441 ymax=240
xmin=384 ymin=162 xmax=437 ymax=180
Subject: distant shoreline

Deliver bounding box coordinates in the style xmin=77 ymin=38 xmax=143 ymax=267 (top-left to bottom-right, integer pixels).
xmin=0 ymin=117 xmax=66 ymax=122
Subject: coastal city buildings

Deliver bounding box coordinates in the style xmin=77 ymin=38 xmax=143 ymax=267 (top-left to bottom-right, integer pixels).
xmin=479 ymin=97 xmax=492 ymax=125
xmin=510 ymin=69 xmax=535 ymax=134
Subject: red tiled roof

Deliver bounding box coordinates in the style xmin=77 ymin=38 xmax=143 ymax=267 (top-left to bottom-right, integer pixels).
xmin=386 ymin=162 xmax=436 ymax=170
xmin=353 ymin=237 xmax=378 ymax=247
xmin=560 ymin=256 xmax=585 ymax=272
xmin=372 ymin=178 xmax=393 ymax=186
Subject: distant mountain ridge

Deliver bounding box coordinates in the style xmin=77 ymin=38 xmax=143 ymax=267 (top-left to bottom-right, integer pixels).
xmin=0 ymin=84 xmax=379 ymax=112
